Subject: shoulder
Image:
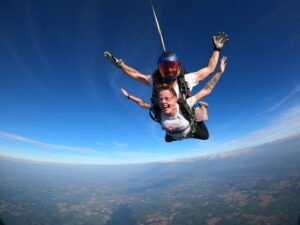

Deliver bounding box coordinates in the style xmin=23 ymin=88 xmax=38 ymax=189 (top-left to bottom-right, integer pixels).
xmin=184 ymin=72 xmax=199 ymax=86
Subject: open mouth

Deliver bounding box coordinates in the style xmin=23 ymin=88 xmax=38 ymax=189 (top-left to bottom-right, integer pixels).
xmin=161 ymin=104 xmax=170 ymax=112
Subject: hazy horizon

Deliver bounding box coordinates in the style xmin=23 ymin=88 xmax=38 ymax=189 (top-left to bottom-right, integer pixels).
xmin=1 ymin=134 xmax=300 ymax=224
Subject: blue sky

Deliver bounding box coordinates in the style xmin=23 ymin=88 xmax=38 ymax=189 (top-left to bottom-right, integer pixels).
xmin=1 ymin=0 xmax=300 ymax=164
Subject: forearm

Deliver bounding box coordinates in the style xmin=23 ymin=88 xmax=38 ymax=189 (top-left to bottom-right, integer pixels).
xmin=205 ymin=71 xmax=222 ymax=91
xmin=120 ymin=63 xmax=150 ymax=86
xmin=104 ymin=51 xmax=150 ymax=86
xmin=128 ymin=95 xmax=151 ymax=109
xmin=194 ymin=71 xmax=223 ymax=101
xmin=196 ymin=50 xmax=220 ymax=82
xmin=207 ymin=50 xmax=220 ymax=73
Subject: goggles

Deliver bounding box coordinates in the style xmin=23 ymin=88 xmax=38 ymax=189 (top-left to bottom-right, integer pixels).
xmin=158 ymin=61 xmax=180 ymax=78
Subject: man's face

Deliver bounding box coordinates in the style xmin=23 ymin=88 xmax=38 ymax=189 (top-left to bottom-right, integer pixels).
xmin=159 ymin=61 xmax=180 ymax=78
xmin=158 ymin=90 xmax=178 ymax=115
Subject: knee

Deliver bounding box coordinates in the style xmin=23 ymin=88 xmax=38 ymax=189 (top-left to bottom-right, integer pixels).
xmin=202 ymin=132 xmax=209 ymax=140
xmin=198 ymin=133 xmax=209 ymax=140
xmin=193 ymin=130 xmax=209 ymax=140
xmin=202 ymin=114 xmax=208 ymax=122
xmin=165 ymin=134 xmax=176 ymax=142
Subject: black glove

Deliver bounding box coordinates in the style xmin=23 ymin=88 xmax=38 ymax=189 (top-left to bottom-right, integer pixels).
xmin=212 ymin=32 xmax=229 ymax=51
xmin=104 ymin=51 xmax=123 ymax=68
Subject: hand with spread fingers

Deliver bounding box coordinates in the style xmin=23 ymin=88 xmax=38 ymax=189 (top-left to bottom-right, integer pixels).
xmin=120 ymin=88 xmax=129 ymax=98
xmin=212 ymin=32 xmax=229 ymax=50
xmin=104 ymin=51 xmax=123 ymax=68
xmin=218 ymin=56 xmax=227 ymax=73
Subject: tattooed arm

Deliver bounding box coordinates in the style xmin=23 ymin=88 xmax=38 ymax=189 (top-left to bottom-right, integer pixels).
xmin=193 ymin=56 xmax=227 ymax=102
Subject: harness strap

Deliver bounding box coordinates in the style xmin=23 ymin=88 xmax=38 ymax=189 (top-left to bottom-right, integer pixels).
xmin=177 ymin=98 xmax=196 ymax=138
xmin=149 ymin=69 xmax=194 ymax=139
xmin=166 ymin=125 xmax=190 ymax=134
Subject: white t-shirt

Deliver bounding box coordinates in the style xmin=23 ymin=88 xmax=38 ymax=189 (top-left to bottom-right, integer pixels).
xmin=147 ymin=72 xmax=199 ymax=96
xmin=160 ymin=97 xmax=197 ymax=140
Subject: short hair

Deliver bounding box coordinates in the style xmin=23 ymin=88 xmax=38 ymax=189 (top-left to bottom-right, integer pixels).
xmin=157 ymin=87 xmax=177 ymax=97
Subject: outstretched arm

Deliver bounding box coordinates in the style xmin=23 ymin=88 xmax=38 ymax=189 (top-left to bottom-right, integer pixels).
xmin=194 ymin=56 xmax=227 ymax=102
xmin=119 ymin=63 xmax=150 ymax=86
xmin=121 ymin=88 xmax=151 ymax=109
xmin=195 ymin=32 xmax=229 ymax=82
xmin=104 ymin=51 xmax=150 ymax=86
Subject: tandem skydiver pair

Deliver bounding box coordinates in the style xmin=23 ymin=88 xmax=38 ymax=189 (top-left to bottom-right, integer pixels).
xmin=104 ymin=32 xmax=229 ymax=142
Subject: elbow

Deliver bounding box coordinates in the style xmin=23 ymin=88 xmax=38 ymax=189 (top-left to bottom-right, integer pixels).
xmin=207 ymin=65 xmax=216 ymax=74
xmin=202 ymin=114 xmax=208 ymax=122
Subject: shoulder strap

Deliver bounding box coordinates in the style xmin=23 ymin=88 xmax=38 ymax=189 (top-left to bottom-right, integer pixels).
xmin=149 ymin=70 xmax=164 ymax=123
xmin=151 ymin=69 xmax=163 ymax=105
xmin=177 ymin=98 xmax=196 ymax=137
xmin=149 ymin=104 xmax=161 ymax=123
xmin=149 ymin=68 xmax=192 ymax=125
xmin=177 ymin=98 xmax=192 ymax=122
xmin=177 ymin=67 xmax=192 ymax=99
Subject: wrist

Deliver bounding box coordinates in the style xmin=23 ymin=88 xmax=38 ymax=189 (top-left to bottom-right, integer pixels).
xmin=117 ymin=59 xmax=124 ymax=68
xmin=213 ymin=46 xmax=221 ymax=52
xmin=127 ymin=94 xmax=131 ymax=99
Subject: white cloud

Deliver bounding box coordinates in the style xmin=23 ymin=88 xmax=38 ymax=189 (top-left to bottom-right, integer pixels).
xmin=111 ymin=141 xmax=128 ymax=149
xmin=0 ymin=131 xmax=97 ymax=153
xmin=266 ymin=84 xmax=300 ymax=112
xmin=2 ymin=103 xmax=300 ymax=165
xmin=196 ymin=103 xmax=300 ymax=156
xmin=96 ymin=142 xmax=106 ymax=146
xmin=111 ymin=149 xmax=156 ymax=158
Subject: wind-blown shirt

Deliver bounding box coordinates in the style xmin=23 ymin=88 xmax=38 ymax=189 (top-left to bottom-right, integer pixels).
xmin=160 ymin=96 xmax=197 ymax=140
